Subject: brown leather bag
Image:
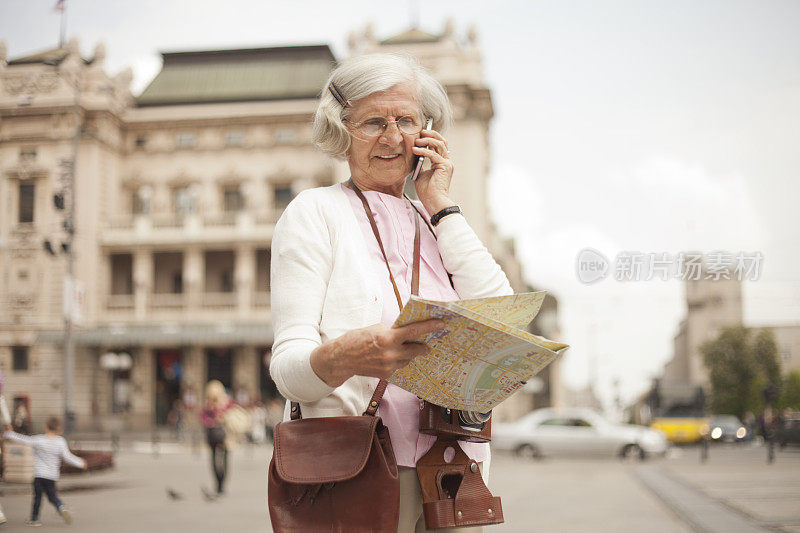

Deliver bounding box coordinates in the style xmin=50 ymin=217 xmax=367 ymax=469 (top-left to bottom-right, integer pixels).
xmin=268 ymin=380 xmax=399 ymax=532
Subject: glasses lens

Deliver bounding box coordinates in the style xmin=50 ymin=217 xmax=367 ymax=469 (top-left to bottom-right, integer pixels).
xmin=397 ymin=116 xmax=422 ymax=135
xmin=358 ymin=118 xmax=387 ymax=137
xmin=352 ymin=116 xmax=424 ymax=137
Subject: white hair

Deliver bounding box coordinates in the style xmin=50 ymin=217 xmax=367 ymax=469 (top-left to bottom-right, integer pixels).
xmin=312 ymin=53 xmax=453 ymax=160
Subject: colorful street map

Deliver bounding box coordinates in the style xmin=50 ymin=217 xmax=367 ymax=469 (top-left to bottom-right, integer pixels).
xmin=388 ymin=292 xmax=569 ymax=412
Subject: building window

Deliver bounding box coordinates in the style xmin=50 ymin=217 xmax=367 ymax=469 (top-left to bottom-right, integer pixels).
xmin=12 ymin=346 xmax=29 ymax=372
xmin=274 ymin=184 xmax=293 ymax=211
xmin=19 ymin=147 xmax=37 ymax=161
xmin=173 ymin=186 xmax=196 ymax=216
xmin=223 ymin=186 xmax=243 ymax=212
xmin=176 ymin=133 xmax=196 ymax=148
xmin=256 ymin=248 xmax=271 ymax=292
xmin=221 ymin=270 xmax=234 ymax=293
xmin=275 ymin=129 xmax=296 ymax=144
xmin=110 ymin=254 xmax=134 ymax=295
xmin=172 ymin=272 xmax=183 ymax=294
xmin=135 ymin=136 xmax=147 ymax=149
xmin=204 ymin=251 xmax=235 ymax=293
xmin=225 ymin=131 xmax=245 ymax=147
xmin=153 ymin=252 xmax=184 ymax=294
xmin=18 ymin=182 xmax=35 ymax=223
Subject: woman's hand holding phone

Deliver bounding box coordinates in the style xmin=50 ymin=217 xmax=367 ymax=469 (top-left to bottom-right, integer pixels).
xmin=412 ymin=120 xmax=457 ymax=216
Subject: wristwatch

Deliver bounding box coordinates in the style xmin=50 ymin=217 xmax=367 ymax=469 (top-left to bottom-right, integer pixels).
xmin=430 ymin=205 xmax=461 ymax=227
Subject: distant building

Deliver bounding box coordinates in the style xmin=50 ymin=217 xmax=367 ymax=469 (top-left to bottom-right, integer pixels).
xmin=663 ymin=274 xmax=743 ymax=388
xmin=632 ymin=267 xmax=799 ymax=423
xmin=0 ymin=23 xmax=563 ymax=431
xmin=0 ymin=39 xmax=335 ymax=430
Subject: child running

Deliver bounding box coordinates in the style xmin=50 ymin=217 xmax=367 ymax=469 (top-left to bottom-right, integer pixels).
xmin=3 ymin=417 xmax=87 ymax=527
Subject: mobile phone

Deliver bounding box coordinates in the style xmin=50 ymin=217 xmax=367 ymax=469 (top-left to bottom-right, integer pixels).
xmin=411 ymin=118 xmax=434 ymax=182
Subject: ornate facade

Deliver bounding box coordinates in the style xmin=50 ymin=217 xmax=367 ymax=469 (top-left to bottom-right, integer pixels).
xmin=0 ymin=24 xmax=559 ymax=431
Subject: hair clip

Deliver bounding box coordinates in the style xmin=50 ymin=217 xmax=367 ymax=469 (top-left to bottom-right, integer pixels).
xmin=328 ymin=82 xmax=350 ymax=108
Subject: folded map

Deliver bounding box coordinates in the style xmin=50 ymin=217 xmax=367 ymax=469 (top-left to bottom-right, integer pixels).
xmin=388 ymin=292 xmax=569 ymax=412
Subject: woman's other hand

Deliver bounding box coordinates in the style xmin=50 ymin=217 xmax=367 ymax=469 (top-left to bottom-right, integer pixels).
xmin=310 ymin=319 xmax=445 ymax=387
xmin=413 ymin=129 xmax=457 ymax=215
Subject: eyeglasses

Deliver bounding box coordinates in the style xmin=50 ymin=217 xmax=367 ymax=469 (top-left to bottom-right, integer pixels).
xmin=344 ymin=115 xmax=425 ymax=138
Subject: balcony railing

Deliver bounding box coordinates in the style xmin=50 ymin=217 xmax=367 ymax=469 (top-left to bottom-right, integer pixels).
xmin=107 ymin=217 xmax=135 ymax=230
xmin=106 ymin=294 xmax=134 ymax=309
xmin=150 ymin=293 xmax=186 ymax=309
xmin=204 ymin=213 xmax=237 ymax=227
xmin=202 ymin=291 xmax=237 ymax=310
xmin=104 ymin=211 xmax=280 ymax=231
xmin=151 ymin=215 xmax=183 ymax=229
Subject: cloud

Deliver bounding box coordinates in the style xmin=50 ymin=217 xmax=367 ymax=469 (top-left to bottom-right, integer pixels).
xmin=488 ymin=155 xmax=766 ymax=407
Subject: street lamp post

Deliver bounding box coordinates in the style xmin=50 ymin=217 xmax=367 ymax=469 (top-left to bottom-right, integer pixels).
xmin=62 ymin=68 xmax=82 ymax=435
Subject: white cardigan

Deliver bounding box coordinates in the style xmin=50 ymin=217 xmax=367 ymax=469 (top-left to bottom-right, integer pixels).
xmin=269 ymin=183 xmax=513 ymax=420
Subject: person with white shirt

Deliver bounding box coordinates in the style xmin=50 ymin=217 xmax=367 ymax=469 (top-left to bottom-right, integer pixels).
xmin=269 ymin=53 xmax=512 ymax=532
xmin=3 ymin=416 xmax=87 ymax=527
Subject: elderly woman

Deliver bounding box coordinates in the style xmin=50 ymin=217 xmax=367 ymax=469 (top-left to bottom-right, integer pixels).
xmin=269 ymin=53 xmax=512 ymax=532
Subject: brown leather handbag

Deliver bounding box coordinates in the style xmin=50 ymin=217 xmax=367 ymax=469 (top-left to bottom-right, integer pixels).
xmin=268 ymin=380 xmax=399 ymax=532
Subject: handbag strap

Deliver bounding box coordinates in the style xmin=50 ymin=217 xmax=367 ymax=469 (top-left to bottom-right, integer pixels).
xmin=289 ymin=179 xmax=424 ymax=421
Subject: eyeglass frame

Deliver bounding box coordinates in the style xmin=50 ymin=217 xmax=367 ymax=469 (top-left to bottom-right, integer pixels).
xmin=343 ymin=114 xmax=428 ymax=139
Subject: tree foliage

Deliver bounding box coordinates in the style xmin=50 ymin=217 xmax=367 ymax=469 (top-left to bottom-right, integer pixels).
xmin=780 ymin=371 xmax=800 ymax=410
xmin=700 ymin=326 xmax=781 ymax=417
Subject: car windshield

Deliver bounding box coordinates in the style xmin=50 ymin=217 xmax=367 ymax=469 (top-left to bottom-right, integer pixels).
xmin=710 ymin=415 xmax=740 ymax=425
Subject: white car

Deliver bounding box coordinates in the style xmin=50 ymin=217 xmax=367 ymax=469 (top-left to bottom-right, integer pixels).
xmin=492 ymin=407 xmax=668 ymax=460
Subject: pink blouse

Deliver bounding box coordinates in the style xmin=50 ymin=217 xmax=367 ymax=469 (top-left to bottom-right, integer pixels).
xmin=343 ymin=186 xmax=488 ymax=467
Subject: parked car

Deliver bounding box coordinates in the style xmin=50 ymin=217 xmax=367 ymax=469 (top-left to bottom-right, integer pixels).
xmin=493 ymin=407 xmax=668 ymax=460
xmin=650 ymin=416 xmax=709 ymax=444
xmin=706 ymin=415 xmax=747 ymax=443
xmin=777 ymin=412 xmax=800 ymax=448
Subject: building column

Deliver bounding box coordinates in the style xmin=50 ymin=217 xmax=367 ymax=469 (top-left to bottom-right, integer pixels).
xmin=133 ymin=249 xmax=152 ymax=320
xmin=184 ymin=248 xmax=204 ymax=310
xmin=233 ymin=346 xmax=258 ymax=404
xmin=130 ymin=346 xmax=154 ymax=429
xmin=235 ymin=245 xmax=255 ymax=316
xmin=263 ymin=179 xmax=275 ymax=218
xmin=182 ymin=345 xmax=204 ymax=394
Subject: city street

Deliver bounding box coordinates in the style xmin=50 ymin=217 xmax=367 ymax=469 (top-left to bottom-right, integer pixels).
xmin=1 ymin=440 xmax=798 ymax=532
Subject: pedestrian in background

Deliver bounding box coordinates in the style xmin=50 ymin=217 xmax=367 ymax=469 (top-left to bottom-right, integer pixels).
xmin=3 ymin=417 xmax=87 ymax=527
xmin=199 ymin=380 xmax=233 ymax=499
xmin=12 ymin=401 xmax=31 ymax=434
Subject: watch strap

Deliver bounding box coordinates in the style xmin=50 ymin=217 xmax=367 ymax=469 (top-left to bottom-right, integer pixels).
xmin=430 ymin=205 xmax=461 ymax=227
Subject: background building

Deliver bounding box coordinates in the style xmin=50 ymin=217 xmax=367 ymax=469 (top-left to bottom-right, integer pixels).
xmin=663 ymin=274 xmax=744 ymax=389
xmin=629 ymin=269 xmax=800 ymax=424
xmin=0 ymin=23 xmax=562 ymax=431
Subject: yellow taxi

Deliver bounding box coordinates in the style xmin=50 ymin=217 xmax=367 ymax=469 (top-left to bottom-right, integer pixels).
xmin=650 ymin=417 xmax=710 ymax=444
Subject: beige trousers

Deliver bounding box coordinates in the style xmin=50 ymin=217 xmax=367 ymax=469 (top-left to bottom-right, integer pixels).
xmin=397 ymin=466 xmax=485 ymax=533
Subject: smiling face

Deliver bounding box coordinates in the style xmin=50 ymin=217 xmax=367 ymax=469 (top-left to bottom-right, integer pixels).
xmin=345 ymin=84 xmax=423 ymax=196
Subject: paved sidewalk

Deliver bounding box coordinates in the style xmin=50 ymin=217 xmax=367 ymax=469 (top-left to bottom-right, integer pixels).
xmin=0 ymin=440 xmax=796 ymax=532
xmin=656 ymin=444 xmax=800 ymax=533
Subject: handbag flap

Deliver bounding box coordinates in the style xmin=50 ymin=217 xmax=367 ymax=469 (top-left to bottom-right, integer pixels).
xmin=273 ymin=415 xmax=379 ymax=484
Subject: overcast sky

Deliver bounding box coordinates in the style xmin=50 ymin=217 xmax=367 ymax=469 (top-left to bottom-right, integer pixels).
xmin=3 ymin=0 xmax=798 ymax=412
